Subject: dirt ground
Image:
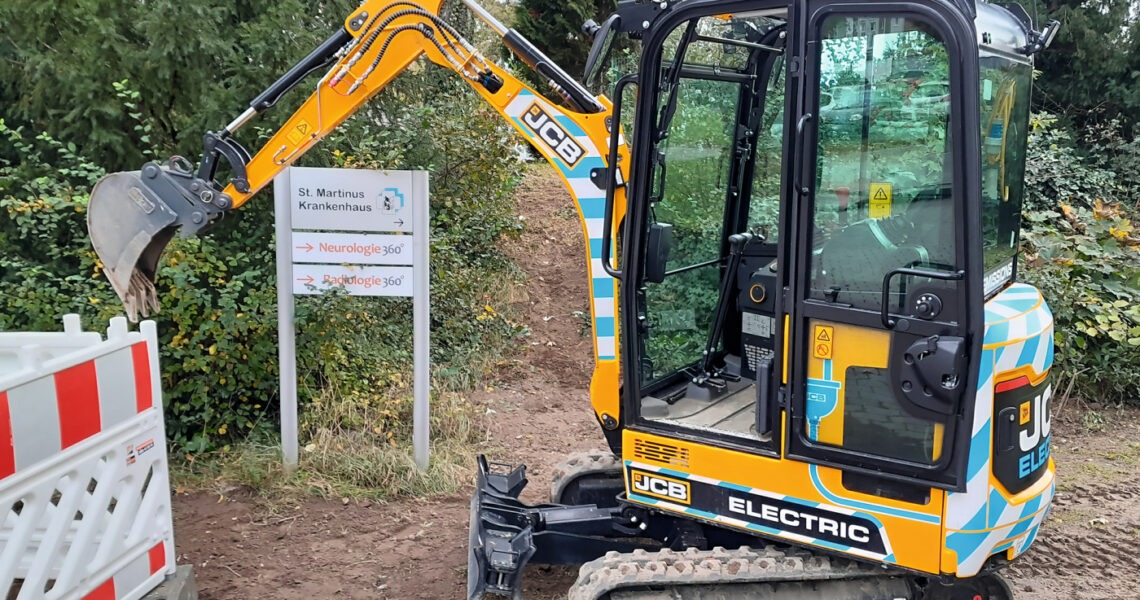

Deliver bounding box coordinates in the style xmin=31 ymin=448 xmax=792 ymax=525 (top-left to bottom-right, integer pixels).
xmin=173 ymin=166 xmax=1140 ymax=600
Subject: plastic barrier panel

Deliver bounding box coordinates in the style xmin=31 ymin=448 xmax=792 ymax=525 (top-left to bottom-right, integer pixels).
xmin=0 ymin=315 xmax=175 ymax=600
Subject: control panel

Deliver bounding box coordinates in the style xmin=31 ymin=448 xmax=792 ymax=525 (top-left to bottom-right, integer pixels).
xmin=737 ymin=255 xmax=778 ymax=380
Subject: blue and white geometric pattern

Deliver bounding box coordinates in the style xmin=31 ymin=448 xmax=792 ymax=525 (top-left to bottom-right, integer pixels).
xmin=944 ymin=283 xmax=1054 ymax=576
xmin=504 ymin=90 xmax=617 ymax=361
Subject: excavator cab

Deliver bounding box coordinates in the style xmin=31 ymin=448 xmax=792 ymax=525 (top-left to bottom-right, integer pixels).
xmin=631 ymin=7 xmax=972 ymax=487
xmin=81 ymin=0 xmax=1056 ymax=596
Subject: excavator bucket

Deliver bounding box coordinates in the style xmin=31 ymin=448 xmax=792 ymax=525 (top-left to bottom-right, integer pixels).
xmin=87 ymin=158 xmax=229 ymax=320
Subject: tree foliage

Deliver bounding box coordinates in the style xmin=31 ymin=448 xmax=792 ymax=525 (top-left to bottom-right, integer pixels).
xmin=0 ymin=0 xmax=356 ymax=170
xmin=512 ymin=0 xmax=615 ymax=89
xmin=1034 ymin=0 xmax=1140 ymax=131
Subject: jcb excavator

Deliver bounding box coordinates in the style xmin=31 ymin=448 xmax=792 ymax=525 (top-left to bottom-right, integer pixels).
xmin=86 ymin=0 xmax=1060 ymax=597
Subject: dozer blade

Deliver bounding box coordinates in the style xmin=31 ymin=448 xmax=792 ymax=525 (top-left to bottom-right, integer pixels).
xmin=87 ymin=158 xmax=230 ymax=321
xmin=466 ymin=456 xmax=653 ymax=600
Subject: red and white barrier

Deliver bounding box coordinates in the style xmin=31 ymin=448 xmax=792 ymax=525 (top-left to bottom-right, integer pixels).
xmin=0 ymin=315 xmax=175 ymax=600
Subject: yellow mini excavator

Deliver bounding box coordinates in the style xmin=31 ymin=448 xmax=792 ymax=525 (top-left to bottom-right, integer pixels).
xmin=86 ymin=0 xmax=1061 ymax=597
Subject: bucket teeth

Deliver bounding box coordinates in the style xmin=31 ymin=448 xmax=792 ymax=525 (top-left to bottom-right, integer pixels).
xmin=119 ymin=270 xmax=161 ymax=322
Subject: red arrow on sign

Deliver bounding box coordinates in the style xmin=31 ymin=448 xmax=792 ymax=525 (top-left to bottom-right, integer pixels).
xmin=296 ymin=275 xmax=314 ymax=284
xmin=295 ymin=243 xmax=314 ymax=252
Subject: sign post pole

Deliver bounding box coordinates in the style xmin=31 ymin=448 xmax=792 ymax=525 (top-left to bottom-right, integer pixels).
xmin=274 ymin=171 xmax=300 ymax=472
xmin=412 ymin=172 xmax=430 ymax=469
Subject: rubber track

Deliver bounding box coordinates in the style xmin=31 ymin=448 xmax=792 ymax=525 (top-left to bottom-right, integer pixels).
xmin=567 ymin=545 xmax=901 ymax=600
xmin=550 ymin=450 xmax=623 ymax=504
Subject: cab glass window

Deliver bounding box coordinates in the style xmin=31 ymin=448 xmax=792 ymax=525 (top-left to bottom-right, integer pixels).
xmin=809 ymin=17 xmax=956 ymax=313
xmin=979 ymin=53 xmax=1032 ymax=292
xmin=636 ymin=13 xmax=788 ymax=445
xmin=641 ymin=15 xmax=785 ymax=385
xmin=749 ymin=55 xmax=786 ymax=242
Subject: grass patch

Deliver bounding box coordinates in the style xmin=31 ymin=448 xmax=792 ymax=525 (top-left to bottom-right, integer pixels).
xmin=1102 ymin=442 xmax=1140 ymax=465
xmin=171 ymin=390 xmax=493 ymax=500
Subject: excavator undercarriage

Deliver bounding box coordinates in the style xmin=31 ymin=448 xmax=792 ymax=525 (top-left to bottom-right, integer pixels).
xmin=468 ymin=453 xmax=1014 ymax=600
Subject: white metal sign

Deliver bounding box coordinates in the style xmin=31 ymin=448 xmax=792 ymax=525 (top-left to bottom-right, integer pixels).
xmin=292 ymin=231 xmax=412 ymax=265
xmin=292 ymin=264 xmax=413 ymax=296
xmin=275 ymin=167 xmax=431 ymax=471
xmin=289 ymin=167 xmax=417 ymax=232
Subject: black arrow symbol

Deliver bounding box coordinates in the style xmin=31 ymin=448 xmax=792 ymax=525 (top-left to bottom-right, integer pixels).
xmin=394 ymin=218 xmax=405 ymax=228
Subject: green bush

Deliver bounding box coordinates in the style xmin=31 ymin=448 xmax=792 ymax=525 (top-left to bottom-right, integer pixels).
xmin=0 ymin=121 xmax=119 ymax=328
xmin=1023 ymin=115 xmax=1122 ymax=213
xmin=0 ymin=0 xmax=359 ymax=171
xmin=0 ymin=66 xmax=527 ymax=453
xmin=1020 ymin=114 xmax=1140 ymax=404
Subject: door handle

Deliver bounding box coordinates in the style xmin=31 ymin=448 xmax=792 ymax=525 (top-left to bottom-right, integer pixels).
xmin=794 ymin=113 xmax=813 ymax=195
xmin=880 ymin=267 xmax=964 ymax=329
xmin=755 ymin=357 xmax=774 ymax=436
xmin=996 ymin=407 xmax=1018 ymax=453
xmin=600 ymin=75 xmax=637 ymax=280
xmin=796 ymin=112 xmax=814 ymax=134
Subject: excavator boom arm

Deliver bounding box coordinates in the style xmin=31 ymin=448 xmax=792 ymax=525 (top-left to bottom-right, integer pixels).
xmin=228 ymin=0 xmax=612 ymax=206
xmin=227 ymin=0 xmax=498 ymax=206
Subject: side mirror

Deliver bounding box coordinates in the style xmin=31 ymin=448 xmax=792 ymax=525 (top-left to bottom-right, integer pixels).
xmin=1041 ymin=20 xmax=1061 ymax=49
xmin=645 ymin=222 xmax=673 ymax=284
xmin=1023 ymin=19 xmax=1061 ymax=55
xmin=583 ymin=14 xmax=621 ymax=89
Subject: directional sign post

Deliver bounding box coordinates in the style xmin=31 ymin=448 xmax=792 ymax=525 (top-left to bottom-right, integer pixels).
xmin=274 ymin=167 xmax=431 ymax=471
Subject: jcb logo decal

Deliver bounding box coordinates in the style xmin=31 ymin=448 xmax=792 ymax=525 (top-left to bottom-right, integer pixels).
xmin=1019 ymin=384 xmax=1052 ymax=452
xmin=1017 ymin=383 xmax=1053 ymax=478
xmin=521 ymin=104 xmax=584 ymax=167
xmin=630 ymin=470 xmax=690 ymax=504
xmin=994 ymin=377 xmax=1053 ymax=493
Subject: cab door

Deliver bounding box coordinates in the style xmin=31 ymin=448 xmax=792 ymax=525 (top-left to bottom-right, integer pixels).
xmin=784 ymin=1 xmax=982 ymax=490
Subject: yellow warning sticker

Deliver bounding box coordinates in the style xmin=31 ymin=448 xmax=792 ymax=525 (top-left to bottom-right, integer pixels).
xmin=1019 ymin=401 xmax=1031 ymax=425
xmin=869 ymin=182 xmax=893 ymax=218
xmin=286 ymin=120 xmax=312 ymax=146
xmin=813 ymin=325 xmax=834 ymax=359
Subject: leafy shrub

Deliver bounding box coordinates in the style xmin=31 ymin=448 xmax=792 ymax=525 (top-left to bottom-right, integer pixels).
xmin=1020 ymin=114 xmax=1140 ymax=404
xmin=0 ymin=121 xmax=287 ymax=452
xmin=293 ymin=69 xmax=528 ymax=426
xmin=1080 ymin=119 xmax=1140 ymax=209
xmin=0 ymin=121 xmax=119 ymax=329
xmin=1023 ymin=115 xmax=1121 ymax=213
